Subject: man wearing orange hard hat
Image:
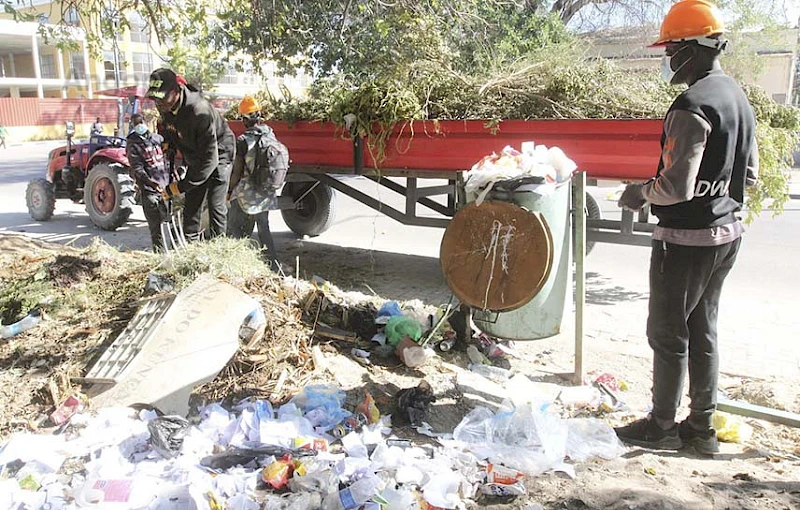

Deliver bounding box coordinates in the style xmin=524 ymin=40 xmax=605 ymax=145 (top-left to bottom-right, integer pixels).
xmin=616 ymin=0 xmax=759 ymax=455
xmin=227 ymin=96 xmax=289 ymax=271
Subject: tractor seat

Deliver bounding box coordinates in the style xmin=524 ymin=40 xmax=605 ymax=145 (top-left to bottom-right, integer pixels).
xmin=89 ymin=135 xmax=127 ymax=153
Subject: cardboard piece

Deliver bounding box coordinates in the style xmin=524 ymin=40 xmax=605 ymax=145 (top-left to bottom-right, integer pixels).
xmin=90 ymin=275 xmax=255 ymax=416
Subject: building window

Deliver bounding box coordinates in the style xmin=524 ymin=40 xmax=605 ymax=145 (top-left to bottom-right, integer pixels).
xmin=64 ymin=7 xmax=80 ymax=27
xmin=220 ymin=65 xmax=239 ymax=84
xmin=103 ymin=50 xmax=127 ymax=82
xmin=132 ymin=52 xmax=153 ymax=82
xmin=69 ymin=53 xmax=85 ymax=80
xmin=129 ymin=12 xmax=150 ymax=43
xmin=39 ymin=54 xmax=57 ymax=79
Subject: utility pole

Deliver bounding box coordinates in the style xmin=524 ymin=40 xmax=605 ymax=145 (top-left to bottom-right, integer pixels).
xmin=107 ymin=1 xmax=123 ymax=132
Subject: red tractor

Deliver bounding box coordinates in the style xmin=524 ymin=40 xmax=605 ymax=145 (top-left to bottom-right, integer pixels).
xmin=25 ymin=120 xmax=136 ymax=230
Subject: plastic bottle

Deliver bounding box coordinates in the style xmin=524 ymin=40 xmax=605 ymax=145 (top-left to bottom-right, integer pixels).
xmin=401 ymin=346 xmax=427 ymax=368
xmin=322 ymin=475 xmax=381 ymax=510
xmin=395 ymin=337 xmax=428 ymax=368
xmin=1 ymin=308 xmax=42 ymax=339
xmin=468 ymin=363 xmax=512 ymax=384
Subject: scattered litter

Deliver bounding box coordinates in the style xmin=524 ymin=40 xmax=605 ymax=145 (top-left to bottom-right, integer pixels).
xmin=350 ymin=348 xmax=371 ymax=359
xmin=466 ymin=345 xmax=488 ymax=365
xmin=262 ymin=455 xmax=298 ymax=490
xmin=50 ymin=396 xmax=85 ymax=426
xmin=437 ymin=332 xmax=457 ymax=352
xmin=239 ymin=303 xmax=267 ymax=348
xmin=477 ymin=334 xmax=506 ymax=359
xmin=565 ymin=418 xmax=626 ymax=461
xmin=385 ymin=316 xmax=422 ymax=346
xmin=395 ymin=380 xmax=436 ymax=427
xmin=143 ymin=272 xmax=175 ymax=296
xmin=376 ymin=301 xmax=403 ymax=324
xmin=395 ymin=337 xmax=428 ymax=368
xmin=557 ymin=385 xmax=602 ymax=409
xmin=593 ymin=372 xmax=628 ymax=392
xmin=481 ymin=463 xmax=527 ymax=496
xmin=147 ymin=415 xmax=191 ymax=459
xmin=713 ymin=412 xmax=754 ymax=443
xmin=1 ymin=307 xmax=42 ymax=339
xmin=468 ymin=363 xmax=512 ymax=384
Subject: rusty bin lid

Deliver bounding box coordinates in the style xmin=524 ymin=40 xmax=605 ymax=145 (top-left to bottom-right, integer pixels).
xmin=440 ymin=200 xmax=553 ymax=312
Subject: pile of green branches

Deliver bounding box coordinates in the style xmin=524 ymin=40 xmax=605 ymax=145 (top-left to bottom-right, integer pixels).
xmin=232 ymin=43 xmax=798 ymax=217
xmin=250 ymin=45 xmax=677 ymax=124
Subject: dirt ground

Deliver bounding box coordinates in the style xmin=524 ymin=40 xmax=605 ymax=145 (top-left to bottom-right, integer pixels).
xmin=1 ymin=234 xmax=799 ymax=509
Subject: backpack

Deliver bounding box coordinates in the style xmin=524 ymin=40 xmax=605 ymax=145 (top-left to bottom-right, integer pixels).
xmin=244 ymin=126 xmax=289 ymax=191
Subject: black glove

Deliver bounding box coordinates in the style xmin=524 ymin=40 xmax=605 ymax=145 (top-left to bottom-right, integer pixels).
xmin=618 ymin=183 xmax=646 ymax=211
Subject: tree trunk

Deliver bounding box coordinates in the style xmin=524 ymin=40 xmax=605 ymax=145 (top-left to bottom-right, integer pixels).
xmin=551 ymin=0 xmax=614 ymax=24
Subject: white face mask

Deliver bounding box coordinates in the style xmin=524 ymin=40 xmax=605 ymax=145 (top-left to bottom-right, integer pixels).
xmin=134 ymin=123 xmax=148 ymax=136
xmin=660 ymin=46 xmax=692 ymax=84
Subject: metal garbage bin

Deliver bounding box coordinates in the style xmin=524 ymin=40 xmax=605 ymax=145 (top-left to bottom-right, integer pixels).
xmin=440 ymin=181 xmax=571 ymax=340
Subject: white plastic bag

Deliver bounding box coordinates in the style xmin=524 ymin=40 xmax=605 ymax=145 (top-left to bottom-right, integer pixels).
xmin=565 ymin=418 xmax=625 ymax=462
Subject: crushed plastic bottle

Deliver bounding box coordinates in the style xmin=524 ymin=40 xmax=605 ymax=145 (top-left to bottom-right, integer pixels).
xmin=468 ymin=363 xmax=511 ymax=384
xmin=322 ymin=474 xmax=381 ymax=510
xmin=1 ymin=308 xmax=42 ymax=339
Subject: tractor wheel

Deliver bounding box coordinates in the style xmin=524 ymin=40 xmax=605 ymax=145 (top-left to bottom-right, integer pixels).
xmin=83 ymin=162 xmax=135 ymax=231
xmin=280 ymin=181 xmax=337 ymax=237
xmin=26 ymin=179 xmax=56 ymax=222
xmin=574 ymin=191 xmax=602 ymax=257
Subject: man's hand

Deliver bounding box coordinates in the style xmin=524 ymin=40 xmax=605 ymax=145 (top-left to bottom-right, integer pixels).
xmin=618 ymin=183 xmax=647 ymax=211
xmin=161 ymin=182 xmax=181 ymax=202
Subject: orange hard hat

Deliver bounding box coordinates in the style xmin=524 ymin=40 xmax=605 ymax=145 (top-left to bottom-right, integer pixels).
xmin=651 ymin=0 xmax=725 ymax=47
xmin=238 ymin=95 xmax=261 ymax=116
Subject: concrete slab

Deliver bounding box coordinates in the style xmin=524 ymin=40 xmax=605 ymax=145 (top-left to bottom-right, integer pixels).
xmin=90 ymin=274 xmax=256 ymax=416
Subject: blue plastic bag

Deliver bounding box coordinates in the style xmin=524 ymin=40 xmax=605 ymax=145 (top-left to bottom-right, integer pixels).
xmin=290 ymin=385 xmax=352 ymax=431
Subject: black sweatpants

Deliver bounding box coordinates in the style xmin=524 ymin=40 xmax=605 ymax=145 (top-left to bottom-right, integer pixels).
xmin=647 ymin=238 xmax=741 ymax=429
xmin=183 ymin=164 xmax=230 ymax=241
xmin=227 ymin=199 xmax=279 ymax=270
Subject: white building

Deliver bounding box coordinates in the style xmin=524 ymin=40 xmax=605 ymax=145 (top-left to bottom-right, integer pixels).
xmin=584 ymin=27 xmax=799 ymax=104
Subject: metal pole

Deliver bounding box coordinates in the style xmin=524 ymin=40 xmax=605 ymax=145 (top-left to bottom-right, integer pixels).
xmin=574 ymin=172 xmax=587 ymax=385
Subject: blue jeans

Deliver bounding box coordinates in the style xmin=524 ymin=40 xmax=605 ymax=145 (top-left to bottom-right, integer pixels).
xmin=226 ymin=199 xmax=279 ymax=270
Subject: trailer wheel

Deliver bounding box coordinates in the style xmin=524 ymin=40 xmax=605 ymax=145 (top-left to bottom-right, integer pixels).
xmin=281 ymin=181 xmax=337 ymax=237
xmin=574 ymin=191 xmax=602 ymax=257
xmin=26 ymin=179 xmax=56 ymax=221
xmin=84 ymin=163 xmax=135 ymax=231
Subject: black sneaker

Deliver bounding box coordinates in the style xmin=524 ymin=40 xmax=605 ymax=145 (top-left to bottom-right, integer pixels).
xmin=679 ymin=420 xmax=720 ymax=455
xmin=615 ymin=416 xmax=682 ymax=450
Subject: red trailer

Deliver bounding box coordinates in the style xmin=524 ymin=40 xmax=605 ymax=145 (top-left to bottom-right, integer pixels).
xmin=230 ymin=119 xmax=663 ymax=246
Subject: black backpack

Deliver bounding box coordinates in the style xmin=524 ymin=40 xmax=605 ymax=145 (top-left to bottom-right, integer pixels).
xmin=244 ymin=127 xmax=289 ymax=191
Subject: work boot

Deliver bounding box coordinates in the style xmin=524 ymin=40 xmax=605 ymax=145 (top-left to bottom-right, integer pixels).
xmin=679 ymin=420 xmax=720 ymax=455
xmin=614 ymin=416 xmax=682 ymax=450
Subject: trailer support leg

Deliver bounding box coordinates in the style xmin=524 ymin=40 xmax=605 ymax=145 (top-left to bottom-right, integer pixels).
xmin=574 ymin=172 xmax=586 ymax=385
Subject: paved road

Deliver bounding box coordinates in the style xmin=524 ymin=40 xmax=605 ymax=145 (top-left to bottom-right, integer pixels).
xmin=1 ymin=141 xmax=798 ymax=382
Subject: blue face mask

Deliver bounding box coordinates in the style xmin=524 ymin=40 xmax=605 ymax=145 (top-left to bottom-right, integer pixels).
xmin=134 ymin=124 xmax=148 ymax=136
